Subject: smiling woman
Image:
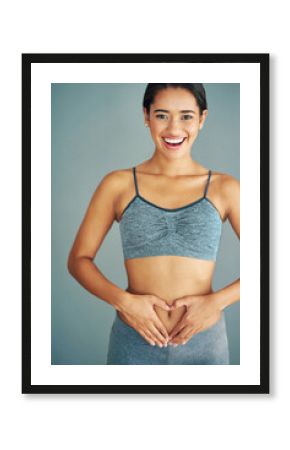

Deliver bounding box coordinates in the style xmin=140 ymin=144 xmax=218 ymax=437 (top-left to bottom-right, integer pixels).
xmin=67 ymin=83 xmax=240 ymax=365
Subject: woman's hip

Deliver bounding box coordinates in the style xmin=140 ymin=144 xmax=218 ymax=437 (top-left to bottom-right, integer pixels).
xmin=106 ymin=311 xmax=230 ymax=365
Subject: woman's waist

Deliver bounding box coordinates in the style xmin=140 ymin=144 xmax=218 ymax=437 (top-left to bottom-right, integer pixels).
xmin=125 ymin=280 xmax=214 ymax=303
xmin=123 ymin=282 xmax=214 ymax=333
xmin=124 ymin=256 xmax=215 ymax=299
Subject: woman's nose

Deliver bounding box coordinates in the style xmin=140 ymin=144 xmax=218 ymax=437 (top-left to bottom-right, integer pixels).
xmin=165 ymin=119 xmax=183 ymax=134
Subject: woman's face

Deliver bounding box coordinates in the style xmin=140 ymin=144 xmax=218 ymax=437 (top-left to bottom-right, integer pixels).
xmin=144 ymin=87 xmax=208 ymax=156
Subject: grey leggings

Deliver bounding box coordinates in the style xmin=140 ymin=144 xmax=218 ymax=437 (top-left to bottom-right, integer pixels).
xmin=106 ymin=311 xmax=230 ymax=365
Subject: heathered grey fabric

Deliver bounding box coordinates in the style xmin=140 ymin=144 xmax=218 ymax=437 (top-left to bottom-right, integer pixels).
xmin=119 ymin=193 xmax=223 ymax=261
xmin=107 ymin=310 xmax=230 ymax=364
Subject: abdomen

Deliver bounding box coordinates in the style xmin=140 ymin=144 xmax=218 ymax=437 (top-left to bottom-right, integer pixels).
xmin=124 ymin=256 xmax=216 ymax=333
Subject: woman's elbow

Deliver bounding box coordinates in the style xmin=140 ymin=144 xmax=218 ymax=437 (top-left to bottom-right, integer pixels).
xmin=67 ymin=252 xmax=75 ymax=275
xmin=67 ymin=252 xmax=93 ymax=275
xmin=67 ymin=251 xmax=81 ymax=275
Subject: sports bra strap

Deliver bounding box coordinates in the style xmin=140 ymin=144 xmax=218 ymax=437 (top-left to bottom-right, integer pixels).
xmin=133 ymin=167 xmax=139 ymax=195
xmin=203 ymin=169 xmax=212 ymax=198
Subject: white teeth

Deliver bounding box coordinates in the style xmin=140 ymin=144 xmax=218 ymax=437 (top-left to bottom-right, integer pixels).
xmin=164 ymin=137 xmax=185 ymax=144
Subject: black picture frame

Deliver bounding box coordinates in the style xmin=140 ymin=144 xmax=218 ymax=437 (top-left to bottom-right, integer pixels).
xmin=22 ymin=53 xmax=269 ymax=394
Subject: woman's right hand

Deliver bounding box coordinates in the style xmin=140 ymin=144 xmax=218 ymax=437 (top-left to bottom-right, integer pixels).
xmin=118 ymin=294 xmax=172 ymax=347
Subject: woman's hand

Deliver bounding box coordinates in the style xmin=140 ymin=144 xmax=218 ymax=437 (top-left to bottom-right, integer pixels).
xmin=168 ymin=294 xmax=221 ymax=345
xmin=118 ymin=294 xmax=172 ymax=347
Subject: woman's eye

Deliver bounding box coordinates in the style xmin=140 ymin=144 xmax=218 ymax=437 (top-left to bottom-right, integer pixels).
xmin=155 ymin=114 xmax=193 ymax=120
xmin=156 ymin=114 xmax=167 ymax=120
xmin=182 ymin=115 xmax=193 ymax=120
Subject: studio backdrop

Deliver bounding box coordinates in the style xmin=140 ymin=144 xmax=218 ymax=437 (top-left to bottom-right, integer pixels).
xmin=51 ymin=83 xmax=240 ymax=365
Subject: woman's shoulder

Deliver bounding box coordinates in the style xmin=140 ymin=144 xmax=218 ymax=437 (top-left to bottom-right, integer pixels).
xmin=101 ymin=167 xmax=133 ymax=182
xmin=207 ymin=169 xmax=239 ymax=223
xmin=210 ymin=169 xmax=239 ymax=187
xmin=97 ymin=167 xmax=134 ymax=195
xmin=210 ymin=169 xmax=239 ymax=207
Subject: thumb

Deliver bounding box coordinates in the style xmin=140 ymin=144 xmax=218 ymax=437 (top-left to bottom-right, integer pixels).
xmin=154 ymin=297 xmax=172 ymax=311
xmin=171 ymin=297 xmax=189 ymax=309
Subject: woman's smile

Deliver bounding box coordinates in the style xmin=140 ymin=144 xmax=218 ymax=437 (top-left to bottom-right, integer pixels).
xmin=162 ymin=136 xmax=187 ymax=150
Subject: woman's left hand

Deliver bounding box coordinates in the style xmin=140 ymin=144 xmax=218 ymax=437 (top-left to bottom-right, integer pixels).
xmin=168 ymin=294 xmax=222 ymax=345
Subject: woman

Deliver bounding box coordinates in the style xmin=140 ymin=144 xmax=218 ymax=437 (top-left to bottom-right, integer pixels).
xmin=67 ymin=83 xmax=240 ymax=365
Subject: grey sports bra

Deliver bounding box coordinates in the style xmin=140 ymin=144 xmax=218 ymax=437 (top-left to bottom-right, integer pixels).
xmin=119 ymin=167 xmax=223 ymax=261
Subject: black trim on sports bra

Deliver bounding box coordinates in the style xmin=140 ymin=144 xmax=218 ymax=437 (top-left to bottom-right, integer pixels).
xmin=117 ymin=167 xmax=222 ymax=222
xmin=203 ymin=169 xmax=212 ymax=198
xmin=133 ymin=166 xmax=139 ymax=195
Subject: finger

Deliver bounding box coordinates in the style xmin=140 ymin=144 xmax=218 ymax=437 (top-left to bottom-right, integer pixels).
xmin=155 ymin=324 xmax=169 ymax=346
xmin=139 ymin=329 xmax=156 ymax=345
xmin=169 ymin=325 xmax=192 ymax=339
xmin=147 ymin=324 xmax=167 ymax=346
xmin=179 ymin=329 xmax=200 ymax=345
xmin=169 ymin=326 xmax=190 ymax=344
xmin=138 ymin=329 xmax=156 ymax=346
xmin=154 ymin=317 xmax=169 ymax=340
xmin=170 ymin=326 xmax=192 ymax=344
xmin=186 ymin=326 xmax=202 ymax=337
xmin=170 ymin=300 xmax=183 ymax=309
xmin=150 ymin=325 xmax=168 ymax=346
xmin=154 ymin=298 xmax=172 ymax=311
xmin=169 ymin=321 xmax=187 ymax=340
xmin=172 ymin=325 xmax=203 ymax=344
xmin=189 ymin=326 xmax=203 ymax=337
xmin=171 ymin=298 xmax=189 ymax=309
xmin=155 ymin=324 xmax=169 ymax=343
xmin=180 ymin=331 xmax=195 ymax=343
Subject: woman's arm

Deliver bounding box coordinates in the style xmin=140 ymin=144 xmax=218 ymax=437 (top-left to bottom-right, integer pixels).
xmin=212 ymin=173 xmax=240 ymax=310
xmin=67 ymin=171 xmax=129 ymax=311
xmin=67 ymin=170 xmax=171 ymax=346
xmin=68 ymin=255 xmax=131 ymax=312
xmin=168 ymin=174 xmax=240 ymax=344
xmin=211 ymin=277 xmax=240 ymax=311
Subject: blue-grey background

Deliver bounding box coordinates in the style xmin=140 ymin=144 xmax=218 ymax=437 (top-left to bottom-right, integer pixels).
xmin=51 ymin=83 xmax=240 ymax=365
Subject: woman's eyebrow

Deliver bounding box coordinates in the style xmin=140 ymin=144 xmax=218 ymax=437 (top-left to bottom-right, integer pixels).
xmin=153 ymin=109 xmax=196 ymax=114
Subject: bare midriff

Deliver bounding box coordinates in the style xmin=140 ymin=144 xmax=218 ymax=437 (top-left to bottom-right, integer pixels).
xmin=120 ymin=255 xmax=216 ymax=333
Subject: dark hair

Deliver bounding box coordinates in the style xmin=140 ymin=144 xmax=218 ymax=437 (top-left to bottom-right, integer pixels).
xmin=143 ymin=83 xmax=208 ymax=116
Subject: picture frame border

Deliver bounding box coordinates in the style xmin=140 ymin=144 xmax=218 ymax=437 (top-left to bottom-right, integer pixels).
xmin=22 ymin=52 xmax=269 ymax=394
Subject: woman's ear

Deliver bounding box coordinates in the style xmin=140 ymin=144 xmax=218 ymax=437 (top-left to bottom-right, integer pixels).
xmin=143 ymin=107 xmax=150 ymax=127
xmin=199 ymin=109 xmax=208 ymax=130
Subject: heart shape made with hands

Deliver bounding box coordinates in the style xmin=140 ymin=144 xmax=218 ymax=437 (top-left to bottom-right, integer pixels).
xmin=155 ymin=296 xmax=192 ymax=314
xmin=154 ymin=297 xmax=190 ymax=333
